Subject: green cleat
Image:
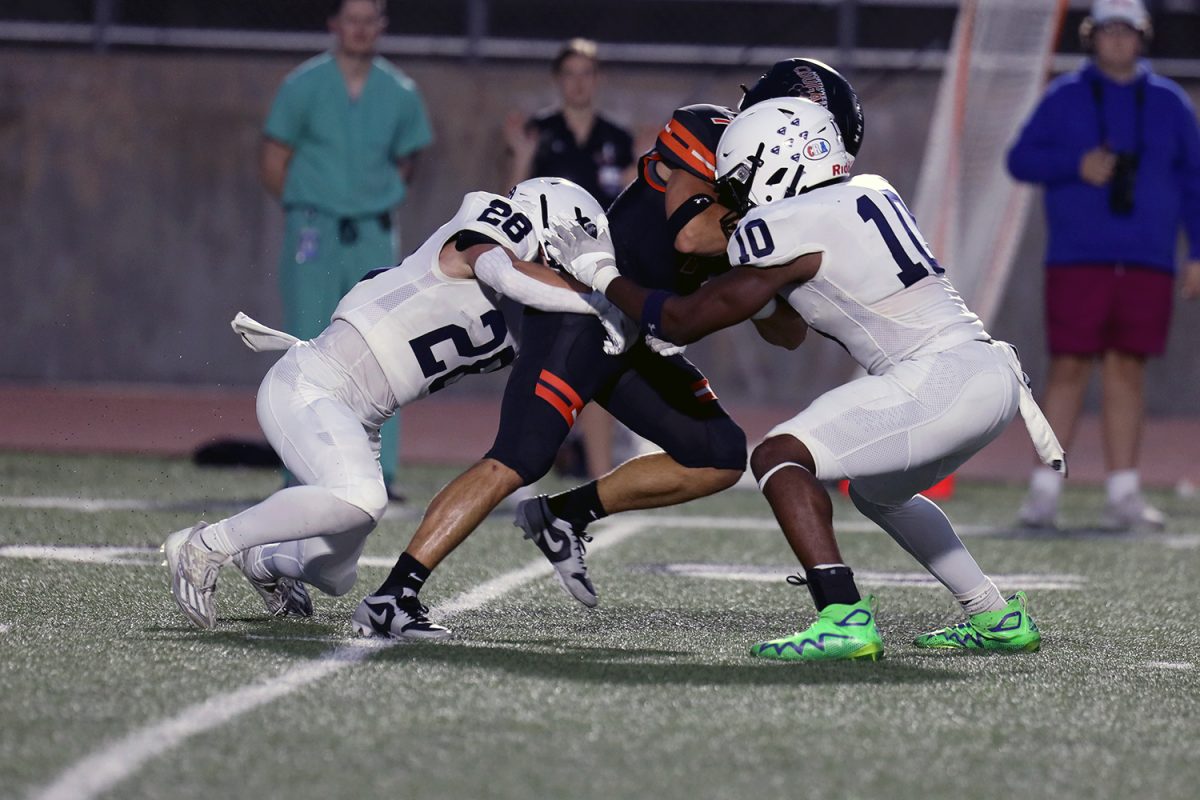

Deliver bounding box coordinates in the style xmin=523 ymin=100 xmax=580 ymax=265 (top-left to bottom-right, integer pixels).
xmin=914 ymin=590 xmax=1041 ymax=653
xmin=749 ymin=596 xmax=884 ymax=662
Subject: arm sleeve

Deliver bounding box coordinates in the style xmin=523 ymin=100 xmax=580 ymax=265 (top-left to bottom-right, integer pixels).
xmin=1006 ymin=89 xmax=1086 ymax=186
xmin=263 ymin=77 xmax=305 ymax=146
xmin=391 ymin=81 xmax=435 ymax=160
xmin=472 ymin=247 xmax=597 ymax=315
xmin=1172 ymin=89 xmax=1200 ymax=260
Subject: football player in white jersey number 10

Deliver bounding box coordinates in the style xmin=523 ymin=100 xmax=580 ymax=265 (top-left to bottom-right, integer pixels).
xmin=163 ymin=178 xmax=629 ymax=632
xmin=547 ymin=97 xmax=1066 ymax=661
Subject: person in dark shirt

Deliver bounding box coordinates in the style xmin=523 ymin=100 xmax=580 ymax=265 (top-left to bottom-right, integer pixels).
xmin=504 ymin=38 xmax=638 ymax=478
xmin=504 ymin=38 xmax=636 ymax=210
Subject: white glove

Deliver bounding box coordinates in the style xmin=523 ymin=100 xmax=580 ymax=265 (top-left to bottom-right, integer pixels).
xmin=645 ymin=334 xmax=686 ymax=356
xmin=543 ymin=215 xmax=621 ymax=293
xmin=588 ymin=292 xmax=637 ymax=355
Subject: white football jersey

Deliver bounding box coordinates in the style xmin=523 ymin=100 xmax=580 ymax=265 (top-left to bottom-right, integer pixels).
xmin=726 ymin=174 xmax=988 ymax=375
xmin=334 ymin=191 xmax=539 ymax=403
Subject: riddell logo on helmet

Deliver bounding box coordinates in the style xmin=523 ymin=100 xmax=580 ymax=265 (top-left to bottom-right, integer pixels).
xmin=831 ymin=161 xmax=851 ymax=176
xmin=804 ymin=139 xmax=831 ymax=160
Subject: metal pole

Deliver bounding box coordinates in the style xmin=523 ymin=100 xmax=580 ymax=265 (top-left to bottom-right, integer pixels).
xmin=93 ymin=0 xmax=118 ymax=53
xmin=837 ymin=0 xmax=858 ymax=76
xmin=465 ymin=0 xmax=488 ymax=64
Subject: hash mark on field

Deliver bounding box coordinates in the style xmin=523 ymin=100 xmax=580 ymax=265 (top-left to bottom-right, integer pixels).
xmin=28 ymin=516 xmax=649 ymax=800
xmin=1145 ymin=661 xmax=1193 ymax=670
xmin=0 ymin=623 xmax=10 ymax=634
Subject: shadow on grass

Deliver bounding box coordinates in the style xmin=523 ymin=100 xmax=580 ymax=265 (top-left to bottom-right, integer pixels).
xmin=367 ymin=636 xmax=972 ymax=687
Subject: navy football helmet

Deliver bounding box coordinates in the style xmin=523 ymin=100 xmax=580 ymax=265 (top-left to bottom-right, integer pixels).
xmin=739 ymin=58 xmax=865 ymax=157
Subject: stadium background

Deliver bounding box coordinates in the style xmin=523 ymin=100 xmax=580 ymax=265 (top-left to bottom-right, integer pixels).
xmin=2 ymin=0 xmax=1199 ymax=472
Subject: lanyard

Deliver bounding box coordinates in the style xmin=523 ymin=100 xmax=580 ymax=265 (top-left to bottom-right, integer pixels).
xmin=1090 ymin=74 xmax=1146 ymax=154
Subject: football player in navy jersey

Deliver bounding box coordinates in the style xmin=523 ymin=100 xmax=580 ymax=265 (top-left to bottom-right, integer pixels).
xmin=357 ymin=59 xmax=869 ymax=639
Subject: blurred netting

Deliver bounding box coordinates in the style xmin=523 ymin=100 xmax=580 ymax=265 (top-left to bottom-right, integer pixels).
xmin=913 ymin=0 xmax=1069 ymax=325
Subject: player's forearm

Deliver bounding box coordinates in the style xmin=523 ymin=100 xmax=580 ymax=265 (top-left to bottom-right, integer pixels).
xmin=473 ymin=247 xmax=594 ymax=315
xmin=604 ymin=271 xmax=783 ymax=345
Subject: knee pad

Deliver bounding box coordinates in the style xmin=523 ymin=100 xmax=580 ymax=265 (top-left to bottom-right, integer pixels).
xmin=667 ymin=416 xmax=747 ymax=472
xmin=485 ymin=420 xmax=567 ymax=485
xmin=329 ymin=480 xmax=388 ymax=524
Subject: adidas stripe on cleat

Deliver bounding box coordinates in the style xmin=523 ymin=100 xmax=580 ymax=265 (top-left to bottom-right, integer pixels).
xmin=231 ymin=549 xmax=313 ymax=618
xmin=914 ymin=590 xmax=1041 ymax=653
xmin=162 ymin=522 xmax=228 ymax=630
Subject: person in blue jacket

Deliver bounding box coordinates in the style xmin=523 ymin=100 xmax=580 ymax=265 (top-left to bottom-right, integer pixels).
xmin=1007 ymin=0 xmax=1200 ymax=532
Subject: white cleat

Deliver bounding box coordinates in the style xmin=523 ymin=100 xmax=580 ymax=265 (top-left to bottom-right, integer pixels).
xmin=231 ymin=549 xmax=313 ymax=618
xmin=351 ymin=593 xmax=451 ymax=640
xmin=1017 ymin=487 xmax=1059 ymax=530
xmin=514 ymin=495 xmax=598 ymax=607
xmin=162 ymin=522 xmax=227 ymax=630
xmin=1103 ymin=492 xmax=1167 ymax=533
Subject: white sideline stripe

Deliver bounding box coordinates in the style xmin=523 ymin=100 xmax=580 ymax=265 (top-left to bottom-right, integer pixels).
xmin=640 ymin=563 xmax=1086 ymax=591
xmin=1145 ymin=661 xmax=1193 ymax=671
xmin=29 ymin=517 xmax=647 ymax=800
xmin=0 ymin=496 xmax=155 ymax=512
xmin=0 ymin=545 xmax=155 ymax=565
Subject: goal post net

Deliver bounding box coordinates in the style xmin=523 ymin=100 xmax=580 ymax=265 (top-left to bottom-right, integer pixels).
xmin=913 ymin=0 xmax=1070 ymax=324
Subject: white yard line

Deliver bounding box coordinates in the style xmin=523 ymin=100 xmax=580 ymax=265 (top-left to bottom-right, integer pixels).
xmin=0 ymin=622 xmax=10 ymax=634
xmin=1144 ymin=661 xmax=1193 ymax=671
xmin=28 ymin=516 xmax=647 ymax=800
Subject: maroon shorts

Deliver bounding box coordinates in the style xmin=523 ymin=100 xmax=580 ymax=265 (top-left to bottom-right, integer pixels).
xmin=1045 ymin=264 xmax=1174 ymax=357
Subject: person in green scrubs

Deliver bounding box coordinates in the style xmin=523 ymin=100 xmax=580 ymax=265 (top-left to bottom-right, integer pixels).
xmin=259 ymin=0 xmax=433 ymax=499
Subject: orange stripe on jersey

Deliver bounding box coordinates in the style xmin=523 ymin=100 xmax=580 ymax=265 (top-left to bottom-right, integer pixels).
xmin=691 ymin=378 xmax=717 ymax=402
xmin=538 ymin=370 xmax=583 ymax=410
xmin=535 ymin=384 xmax=576 ymax=426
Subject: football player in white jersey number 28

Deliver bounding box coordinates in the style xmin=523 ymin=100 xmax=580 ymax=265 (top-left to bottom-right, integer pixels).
xmin=164 ymin=178 xmax=630 ymax=632
xmin=548 ymin=98 xmax=1067 ymax=661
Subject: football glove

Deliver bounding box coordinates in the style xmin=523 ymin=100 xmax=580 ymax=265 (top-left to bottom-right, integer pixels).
xmin=544 ymin=215 xmax=621 ymax=294
xmin=589 ymin=292 xmax=637 ymax=355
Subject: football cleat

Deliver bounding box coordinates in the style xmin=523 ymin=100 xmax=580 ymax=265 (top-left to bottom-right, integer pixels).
xmin=162 ymin=522 xmax=228 ymax=630
xmin=749 ymin=596 xmax=884 ymax=662
xmin=351 ymin=593 xmax=451 ymax=640
xmin=231 ymin=549 xmax=313 ymax=618
xmin=1017 ymin=486 xmax=1059 ymax=530
xmin=914 ymin=591 xmax=1041 ymax=652
xmin=1102 ymin=492 xmax=1166 ymax=533
xmin=514 ymin=495 xmax=597 ymax=608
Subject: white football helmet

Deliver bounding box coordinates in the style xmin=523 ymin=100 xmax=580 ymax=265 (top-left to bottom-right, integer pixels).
xmin=715 ymin=97 xmax=853 ymax=215
xmin=508 ymin=177 xmax=607 ymax=263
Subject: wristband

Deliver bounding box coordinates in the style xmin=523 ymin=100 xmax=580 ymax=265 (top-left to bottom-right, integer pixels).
xmin=592 ymin=261 xmax=620 ymax=294
xmin=641 ymin=290 xmax=672 ymax=338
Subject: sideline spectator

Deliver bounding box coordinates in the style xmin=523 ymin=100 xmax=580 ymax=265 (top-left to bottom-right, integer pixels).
xmin=503 ymin=38 xmax=637 ymax=478
xmin=1007 ymin=0 xmax=1200 ymax=531
xmin=260 ymin=0 xmax=433 ymax=500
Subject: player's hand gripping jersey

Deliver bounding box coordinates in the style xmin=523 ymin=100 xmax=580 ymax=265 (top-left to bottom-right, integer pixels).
xmin=727 ymin=175 xmax=989 ymax=375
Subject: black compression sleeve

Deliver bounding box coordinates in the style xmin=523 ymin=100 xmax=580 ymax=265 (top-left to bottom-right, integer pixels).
xmin=665 ymin=193 xmax=715 ymax=241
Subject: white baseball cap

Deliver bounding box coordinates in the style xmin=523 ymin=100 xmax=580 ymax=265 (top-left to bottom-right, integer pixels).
xmin=1090 ymin=0 xmax=1150 ymax=31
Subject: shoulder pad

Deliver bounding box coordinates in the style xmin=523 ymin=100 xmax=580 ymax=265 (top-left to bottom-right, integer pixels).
xmin=654 ymin=104 xmax=736 ymax=182
xmin=726 ymin=199 xmax=827 ymax=268
xmin=449 ymin=192 xmax=539 ymax=262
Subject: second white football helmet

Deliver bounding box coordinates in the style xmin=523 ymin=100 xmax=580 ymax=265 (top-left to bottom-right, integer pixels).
xmin=715 ymin=97 xmax=853 ymax=215
xmin=508 ymin=177 xmax=607 ymax=262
